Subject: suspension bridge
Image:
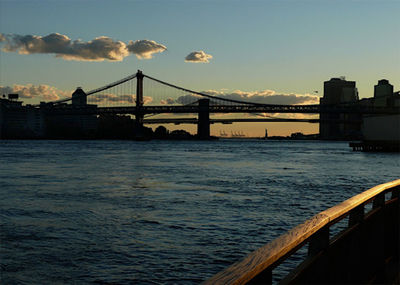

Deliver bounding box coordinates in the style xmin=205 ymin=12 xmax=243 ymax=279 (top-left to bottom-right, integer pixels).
xmin=40 ymin=70 xmax=398 ymax=139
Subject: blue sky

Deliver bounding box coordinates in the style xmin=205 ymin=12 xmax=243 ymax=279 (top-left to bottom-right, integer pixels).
xmin=1 ymin=0 xmax=399 ymax=135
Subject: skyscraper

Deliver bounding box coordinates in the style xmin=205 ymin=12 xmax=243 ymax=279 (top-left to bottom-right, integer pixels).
xmin=319 ymin=77 xmax=360 ymax=140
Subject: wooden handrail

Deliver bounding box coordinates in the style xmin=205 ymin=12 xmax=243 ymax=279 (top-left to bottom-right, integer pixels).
xmin=204 ymin=179 xmax=400 ymax=284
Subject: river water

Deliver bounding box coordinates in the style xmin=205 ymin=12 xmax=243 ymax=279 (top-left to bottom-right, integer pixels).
xmin=0 ymin=139 xmax=399 ymax=284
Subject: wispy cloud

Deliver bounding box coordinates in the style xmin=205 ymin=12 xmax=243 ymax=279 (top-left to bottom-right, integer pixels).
xmin=185 ymin=50 xmax=213 ymax=63
xmin=0 ymin=84 xmax=70 ymax=100
xmin=0 ymin=33 xmax=166 ymax=62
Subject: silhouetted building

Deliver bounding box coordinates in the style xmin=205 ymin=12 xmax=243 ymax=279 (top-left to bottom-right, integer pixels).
xmin=72 ymin=87 xmax=87 ymax=106
xmin=374 ymin=79 xmax=394 ymax=107
xmin=374 ymin=79 xmax=393 ymax=98
xmin=361 ymin=80 xmax=400 ymax=143
xmin=0 ymin=97 xmax=45 ymax=138
xmin=46 ymin=87 xmax=98 ymax=138
xmin=319 ymin=77 xmax=360 ymax=140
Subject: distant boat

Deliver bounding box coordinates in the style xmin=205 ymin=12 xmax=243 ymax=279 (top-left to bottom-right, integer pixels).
xmin=219 ymin=130 xmax=228 ymax=137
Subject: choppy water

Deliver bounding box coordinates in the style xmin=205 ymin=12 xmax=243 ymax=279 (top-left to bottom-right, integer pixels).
xmin=0 ymin=139 xmax=399 ymax=284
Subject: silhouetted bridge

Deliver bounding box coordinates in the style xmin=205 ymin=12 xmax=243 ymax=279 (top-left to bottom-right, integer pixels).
xmin=39 ymin=70 xmax=399 ymax=138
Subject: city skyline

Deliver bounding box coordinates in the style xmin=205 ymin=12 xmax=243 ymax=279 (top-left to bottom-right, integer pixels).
xmin=1 ymin=0 xmax=399 ymax=136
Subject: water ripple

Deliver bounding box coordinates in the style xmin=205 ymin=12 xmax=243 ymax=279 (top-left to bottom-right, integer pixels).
xmin=0 ymin=140 xmax=398 ymax=284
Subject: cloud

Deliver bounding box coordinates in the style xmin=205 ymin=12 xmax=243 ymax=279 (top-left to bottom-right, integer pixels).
xmin=127 ymin=39 xmax=167 ymax=59
xmin=88 ymin=94 xmax=153 ymax=105
xmin=185 ymin=51 xmax=213 ymax=63
xmin=251 ymin=112 xmax=318 ymax=119
xmin=176 ymin=94 xmax=203 ymax=105
xmin=0 ymin=84 xmax=70 ymax=100
xmin=172 ymin=89 xmax=320 ymax=105
xmin=0 ymin=33 xmax=166 ymax=62
xmin=160 ymin=98 xmax=175 ymax=105
xmin=89 ymin=94 xmax=136 ymax=104
xmin=143 ymin=96 xmax=153 ymax=104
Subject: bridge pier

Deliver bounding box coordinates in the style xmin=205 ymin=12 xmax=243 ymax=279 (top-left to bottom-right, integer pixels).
xmin=197 ymin=99 xmax=210 ymax=139
xmin=135 ymin=70 xmax=145 ymax=139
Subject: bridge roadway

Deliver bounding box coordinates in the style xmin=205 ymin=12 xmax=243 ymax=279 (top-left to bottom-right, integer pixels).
xmin=142 ymin=118 xmax=363 ymax=125
xmin=45 ymin=104 xmax=400 ymax=115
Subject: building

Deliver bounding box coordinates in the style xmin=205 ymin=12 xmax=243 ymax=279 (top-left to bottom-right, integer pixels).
xmin=0 ymin=95 xmax=45 ymax=139
xmin=1 ymin=88 xmax=98 ymax=139
xmin=46 ymin=87 xmax=98 ymax=138
xmin=319 ymin=77 xmax=361 ymax=140
xmin=362 ymin=80 xmax=400 ymax=143
xmin=72 ymin=87 xmax=87 ymax=106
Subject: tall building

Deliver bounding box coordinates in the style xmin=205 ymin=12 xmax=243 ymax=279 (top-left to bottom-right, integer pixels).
xmin=374 ymin=79 xmax=393 ymax=98
xmin=374 ymin=79 xmax=394 ymax=107
xmin=319 ymin=77 xmax=360 ymax=140
xmin=362 ymin=79 xmax=399 ymax=143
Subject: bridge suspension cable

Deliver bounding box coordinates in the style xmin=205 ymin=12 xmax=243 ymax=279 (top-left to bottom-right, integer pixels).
xmin=143 ymin=74 xmax=267 ymax=106
xmin=86 ymin=74 xmax=137 ymax=96
xmin=49 ymin=73 xmax=137 ymax=105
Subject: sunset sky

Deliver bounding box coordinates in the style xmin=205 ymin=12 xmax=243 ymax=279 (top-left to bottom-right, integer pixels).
xmin=1 ymin=0 xmax=399 ymax=136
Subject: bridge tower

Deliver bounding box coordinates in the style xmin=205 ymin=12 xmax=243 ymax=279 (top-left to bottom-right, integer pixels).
xmin=198 ymin=99 xmax=210 ymax=139
xmin=135 ymin=70 xmax=144 ymax=134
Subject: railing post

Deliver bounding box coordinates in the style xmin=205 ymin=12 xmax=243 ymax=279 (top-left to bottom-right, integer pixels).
xmin=349 ymin=204 xmax=364 ymax=226
xmin=347 ymin=204 xmax=365 ymax=283
xmin=248 ymin=268 xmax=272 ymax=285
xmin=373 ymin=192 xmax=385 ymax=209
xmin=308 ymin=226 xmax=330 ymax=256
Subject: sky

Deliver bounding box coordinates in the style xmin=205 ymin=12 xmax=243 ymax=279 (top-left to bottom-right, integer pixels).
xmin=0 ymin=0 xmax=399 ymax=136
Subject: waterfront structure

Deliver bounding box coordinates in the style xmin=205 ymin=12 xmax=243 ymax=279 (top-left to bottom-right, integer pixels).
xmin=319 ymin=77 xmax=360 ymax=140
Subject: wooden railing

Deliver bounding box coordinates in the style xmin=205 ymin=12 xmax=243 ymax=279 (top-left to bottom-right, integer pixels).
xmin=204 ymin=179 xmax=400 ymax=284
